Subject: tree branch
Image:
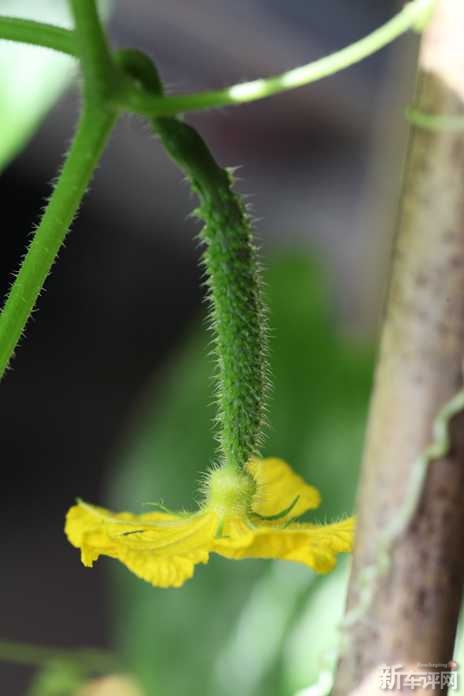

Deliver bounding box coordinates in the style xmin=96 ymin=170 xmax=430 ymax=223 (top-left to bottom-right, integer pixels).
xmin=334 ymin=1 xmax=464 ymax=693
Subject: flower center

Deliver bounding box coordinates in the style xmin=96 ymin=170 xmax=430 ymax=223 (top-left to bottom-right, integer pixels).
xmin=205 ymin=468 xmax=256 ymax=518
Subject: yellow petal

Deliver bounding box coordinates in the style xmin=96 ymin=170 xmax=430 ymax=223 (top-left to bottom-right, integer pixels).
xmin=214 ymin=516 xmax=355 ymax=573
xmin=220 ymin=515 xmax=253 ymax=541
xmin=65 ymin=502 xmax=218 ymax=588
xmin=247 ymin=457 xmax=321 ymax=521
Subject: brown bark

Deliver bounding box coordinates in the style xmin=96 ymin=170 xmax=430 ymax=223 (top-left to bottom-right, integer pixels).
xmin=334 ymin=1 xmax=464 ymax=694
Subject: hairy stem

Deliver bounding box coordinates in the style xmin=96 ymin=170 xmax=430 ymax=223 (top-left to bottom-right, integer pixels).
xmin=0 ymin=109 xmax=115 ymax=378
xmin=118 ymin=50 xmax=268 ymax=470
xmin=69 ymin=0 xmax=115 ymax=103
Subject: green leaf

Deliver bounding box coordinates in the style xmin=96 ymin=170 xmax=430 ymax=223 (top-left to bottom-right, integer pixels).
xmin=0 ymin=0 xmax=112 ymax=170
xmin=108 ymin=254 xmax=373 ymax=696
xmin=0 ymin=0 xmax=75 ymax=170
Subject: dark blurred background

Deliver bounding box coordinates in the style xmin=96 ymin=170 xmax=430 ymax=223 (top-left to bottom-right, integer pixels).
xmin=0 ymin=1 xmax=419 ymax=693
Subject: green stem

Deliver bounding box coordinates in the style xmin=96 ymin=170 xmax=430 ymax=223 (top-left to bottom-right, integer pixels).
xmin=69 ymin=0 xmax=115 ymax=102
xmin=115 ymin=0 xmax=435 ymax=116
xmin=406 ymin=106 xmax=464 ymax=131
xmin=0 ymin=640 xmax=116 ymax=672
xmin=119 ymin=50 xmax=268 ymax=470
xmin=0 ymin=0 xmax=435 ymax=114
xmin=0 ymin=109 xmax=115 ymax=379
xmin=0 ymin=17 xmax=75 ymax=55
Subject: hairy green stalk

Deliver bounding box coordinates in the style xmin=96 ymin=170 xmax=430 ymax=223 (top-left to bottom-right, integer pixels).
xmin=0 ymin=1 xmax=119 ymax=378
xmin=118 ymin=50 xmax=268 ymax=471
xmin=0 ymin=108 xmax=115 ymax=378
xmin=70 ymin=0 xmax=116 ymax=103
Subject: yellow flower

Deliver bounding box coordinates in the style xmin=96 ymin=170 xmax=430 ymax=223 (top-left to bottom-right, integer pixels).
xmin=65 ymin=458 xmax=354 ymax=588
